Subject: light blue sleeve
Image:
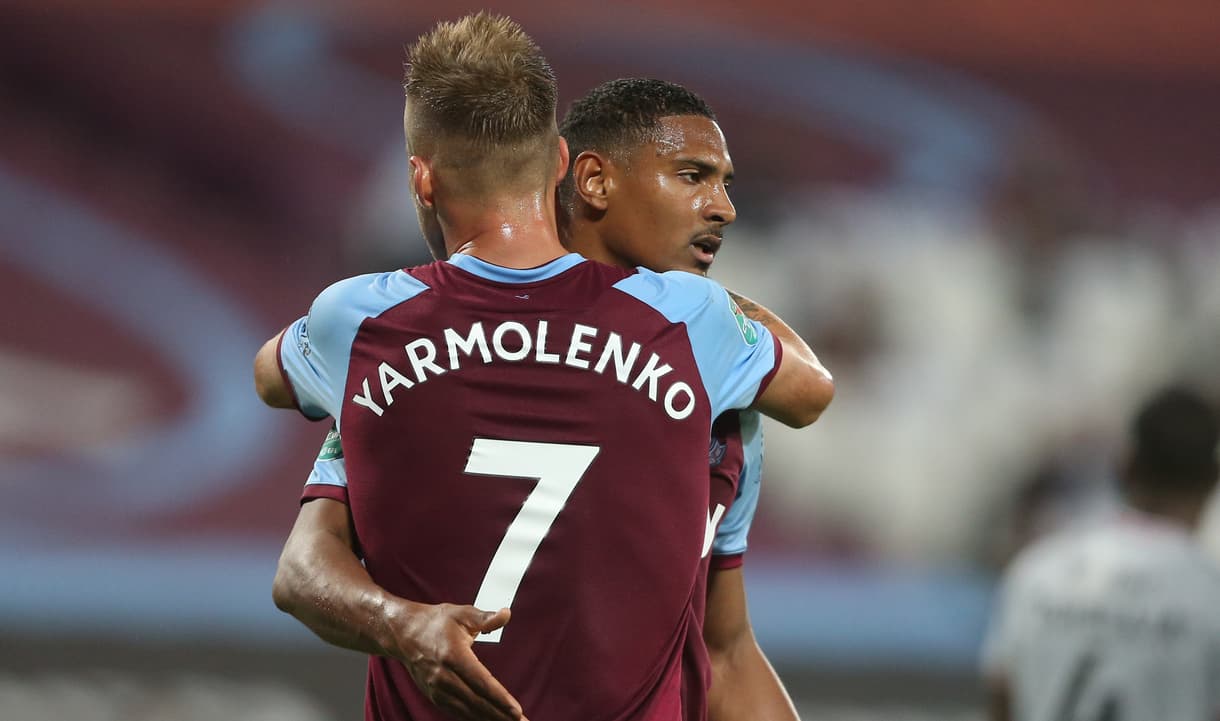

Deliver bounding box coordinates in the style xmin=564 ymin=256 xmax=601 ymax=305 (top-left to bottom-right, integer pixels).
xmin=613 ymin=270 xmax=778 ymax=421
xmin=307 ymin=456 xmax=348 ymax=490
xmin=712 ymin=410 xmax=764 ymax=556
xmin=278 ymin=270 xmax=430 ymax=421
xmin=306 ymin=425 xmax=348 ymax=491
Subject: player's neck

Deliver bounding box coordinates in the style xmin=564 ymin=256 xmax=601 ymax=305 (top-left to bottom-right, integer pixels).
xmin=564 ymin=227 xmax=620 ymax=268
xmin=1125 ymin=492 xmax=1206 ymax=532
xmin=443 ymin=191 xmax=566 ymax=269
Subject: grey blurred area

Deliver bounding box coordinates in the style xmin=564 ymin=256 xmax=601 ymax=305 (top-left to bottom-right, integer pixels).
xmin=2 ymin=636 xmax=985 ymax=719
xmin=2 ymin=0 xmax=1219 ymax=717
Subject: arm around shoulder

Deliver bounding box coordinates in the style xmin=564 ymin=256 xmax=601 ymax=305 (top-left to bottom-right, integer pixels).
xmin=729 ymin=290 xmax=833 ymax=428
xmin=254 ymin=330 xmax=295 ymax=408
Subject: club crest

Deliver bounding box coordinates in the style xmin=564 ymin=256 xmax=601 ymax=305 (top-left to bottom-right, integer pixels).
xmin=708 ymin=434 xmax=727 ymax=467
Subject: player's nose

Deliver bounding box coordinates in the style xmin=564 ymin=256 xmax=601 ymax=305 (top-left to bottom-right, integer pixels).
xmin=704 ymin=186 xmax=736 ymax=226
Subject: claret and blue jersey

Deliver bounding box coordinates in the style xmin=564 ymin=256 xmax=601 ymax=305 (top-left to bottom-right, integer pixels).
xmin=278 ymin=253 xmax=779 ymax=721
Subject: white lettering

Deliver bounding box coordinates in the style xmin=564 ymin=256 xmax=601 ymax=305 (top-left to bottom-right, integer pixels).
xmin=351 ymin=377 xmax=384 ymax=416
xmin=664 ymin=382 xmax=696 ymax=420
xmin=702 ymin=503 xmax=726 ymax=558
xmin=444 ymin=323 xmax=491 ymax=369
xmin=535 ymin=321 xmax=561 ymax=364
xmin=352 ymin=321 xmax=700 ymax=422
xmin=631 ymin=353 xmax=672 ymax=401
xmin=405 ymin=338 xmax=445 ymax=382
xmin=492 ymin=321 xmax=532 ymax=361
xmin=593 ymin=332 xmax=641 ymax=382
xmin=378 ymin=361 xmax=414 ymax=405
xmin=565 ymin=324 xmax=597 ymax=369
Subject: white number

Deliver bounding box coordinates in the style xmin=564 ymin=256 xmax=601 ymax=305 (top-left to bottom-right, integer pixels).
xmin=702 ymin=503 xmax=726 ymax=558
xmin=464 ymin=438 xmax=600 ymax=642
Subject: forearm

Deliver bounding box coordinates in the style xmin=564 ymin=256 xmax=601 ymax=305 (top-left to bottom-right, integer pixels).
xmin=275 ymin=501 xmax=522 ymax=718
xmin=708 ymin=638 xmax=800 ymax=721
xmin=727 ymin=289 xmax=833 ymax=427
xmin=726 ymin=290 xmax=824 ymax=375
xmin=273 ymin=513 xmax=407 ymax=656
xmin=705 ymin=567 xmax=800 ymax=721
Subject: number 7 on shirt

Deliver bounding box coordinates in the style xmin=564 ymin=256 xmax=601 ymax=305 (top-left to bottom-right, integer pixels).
xmin=463 ymin=438 xmax=601 ymax=642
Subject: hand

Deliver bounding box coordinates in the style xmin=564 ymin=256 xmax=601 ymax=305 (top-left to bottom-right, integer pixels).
xmin=391 ymin=602 xmax=527 ymax=721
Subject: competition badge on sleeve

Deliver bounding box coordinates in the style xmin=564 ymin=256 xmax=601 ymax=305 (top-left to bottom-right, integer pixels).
xmin=317 ymin=425 xmax=344 ymax=461
xmin=728 ymin=294 xmax=759 ymax=346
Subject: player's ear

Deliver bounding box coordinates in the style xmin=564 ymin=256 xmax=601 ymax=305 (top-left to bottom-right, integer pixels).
xmin=409 ymin=156 xmax=434 ymax=209
xmin=572 ymin=151 xmax=610 ymax=212
xmin=555 ymin=136 xmax=570 ymax=185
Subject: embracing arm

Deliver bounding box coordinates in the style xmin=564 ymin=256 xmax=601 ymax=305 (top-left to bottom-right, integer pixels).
xmin=728 ymin=291 xmax=833 ymax=429
xmin=704 ymin=566 xmax=800 ymax=721
xmin=274 ymin=498 xmax=527 ymax=721
xmin=272 ymin=498 xmax=397 ymax=654
xmin=254 ymin=330 xmax=295 ymax=409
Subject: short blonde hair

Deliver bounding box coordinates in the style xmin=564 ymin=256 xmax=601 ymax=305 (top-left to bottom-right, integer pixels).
xmin=404 ymin=12 xmax=557 ymax=145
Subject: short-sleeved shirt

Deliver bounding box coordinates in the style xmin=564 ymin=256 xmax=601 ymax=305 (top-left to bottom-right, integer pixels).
xmin=983 ymin=515 xmax=1220 ymax=721
xmin=277 ymin=253 xmax=780 ymax=721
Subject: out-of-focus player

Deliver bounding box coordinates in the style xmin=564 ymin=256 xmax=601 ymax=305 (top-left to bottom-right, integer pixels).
xmin=253 ymin=14 xmax=833 ymax=721
xmin=286 ymin=78 xmax=818 ymax=721
xmin=983 ymin=386 xmax=1220 ymax=721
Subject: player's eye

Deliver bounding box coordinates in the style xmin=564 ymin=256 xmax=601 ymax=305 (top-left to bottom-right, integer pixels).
xmin=678 ymin=170 xmax=701 ymax=183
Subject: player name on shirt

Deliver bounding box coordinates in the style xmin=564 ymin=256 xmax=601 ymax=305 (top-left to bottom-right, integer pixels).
xmin=1031 ymin=595 xmax=1188 ymax=639
xmin=350 ymin=318 xmax=698 ymax=421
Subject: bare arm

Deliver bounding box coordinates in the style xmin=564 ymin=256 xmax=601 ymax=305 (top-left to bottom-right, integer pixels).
xmin=254 ymin=330 xmax=295 ymax=409
xmin=704 ymin=566 xmax=800 ymax=721
xmin=728 ymin=290 xmax=833 ymax=429
xmin=273 ymin=498 xmax=527 ymax=721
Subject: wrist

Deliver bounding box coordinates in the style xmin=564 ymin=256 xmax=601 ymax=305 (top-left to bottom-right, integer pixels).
xmin=369 ymin=592 xmax=417 ymax=658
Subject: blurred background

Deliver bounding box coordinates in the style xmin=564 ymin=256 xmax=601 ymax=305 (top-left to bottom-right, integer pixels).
xmin=2 ymin=0 xmax=1219 ymax=718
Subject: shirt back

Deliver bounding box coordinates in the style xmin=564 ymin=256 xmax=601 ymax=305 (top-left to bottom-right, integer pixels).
xmin=983 ymin=516 xmax=1220 ymax=721
xmin=279 ymin=254 xmax=780 ymax=721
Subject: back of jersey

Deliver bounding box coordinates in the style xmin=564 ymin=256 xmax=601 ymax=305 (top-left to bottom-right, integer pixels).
xmin=984 ymin=518 xmax=1220 ymax=721
xmin=279 ymin=253 xmax=779 ymax=721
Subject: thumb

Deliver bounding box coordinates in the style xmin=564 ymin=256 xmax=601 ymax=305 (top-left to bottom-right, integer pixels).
xmin=474 ymin=606 xmax=512 ymax=633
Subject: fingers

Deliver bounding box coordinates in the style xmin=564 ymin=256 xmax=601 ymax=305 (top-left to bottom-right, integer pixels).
xmin=448 ymin=645 xmax=523 ymax=721
xmin=406 ymin=604 xmax=527 ymax=721
xmin=435 ymin=681 xmax=524 ymax=721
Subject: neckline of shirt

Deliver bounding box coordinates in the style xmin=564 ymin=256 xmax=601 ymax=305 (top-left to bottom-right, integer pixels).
xmin=446 ymin=252 xmax=585 ymax=283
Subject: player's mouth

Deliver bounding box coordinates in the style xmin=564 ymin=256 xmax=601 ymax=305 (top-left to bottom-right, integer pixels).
xmin=690 ymin=234 xmax=722 ymax=268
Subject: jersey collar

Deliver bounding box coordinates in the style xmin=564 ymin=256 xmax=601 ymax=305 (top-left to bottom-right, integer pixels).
xmin=447 ymin=253 xmax=585 ymax=283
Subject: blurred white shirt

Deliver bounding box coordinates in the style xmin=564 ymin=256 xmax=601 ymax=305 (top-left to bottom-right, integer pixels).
xmin=983 ymin=513 xmax=1220 ymax=721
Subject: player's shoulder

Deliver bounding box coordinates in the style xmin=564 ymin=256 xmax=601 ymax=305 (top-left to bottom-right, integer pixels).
xmin=615 ymin=266 xmax=723 ymax=295
xmin=1156 ymin=532 xmax=1220 ymax=598
xmin=1001 ymin=526 xmax=1094 ymax=591
xmin=612 ymin=267 xmax=729 ymax=322
xmin=576 ymin=257 xmax=636 ymax=282
xmin=311 ymin=269 xmax=431 ymax=323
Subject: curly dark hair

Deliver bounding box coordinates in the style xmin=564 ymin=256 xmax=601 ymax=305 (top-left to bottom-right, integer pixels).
xmin=558 ymin=78 xmax=715 ymax=209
